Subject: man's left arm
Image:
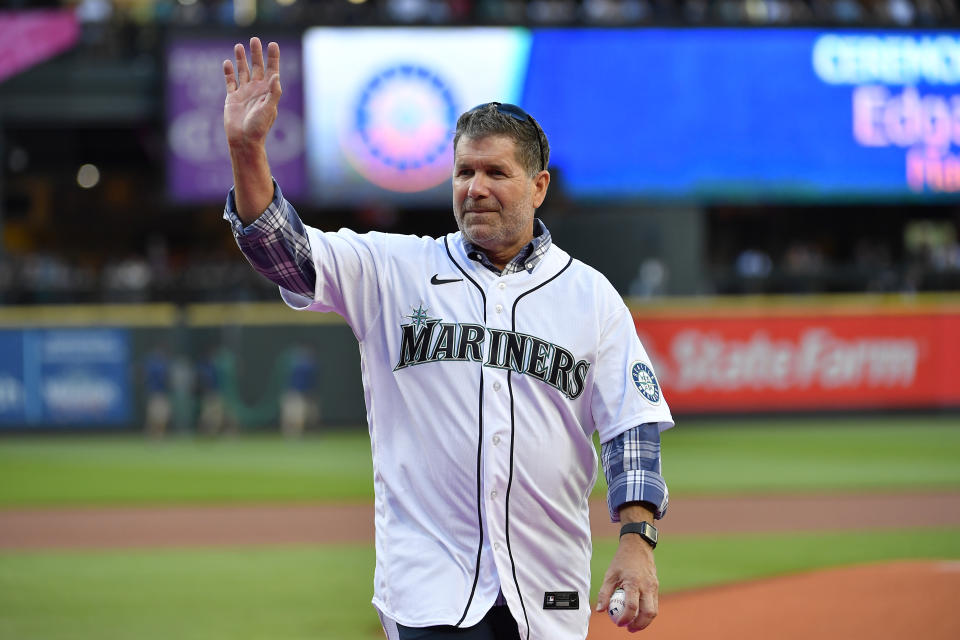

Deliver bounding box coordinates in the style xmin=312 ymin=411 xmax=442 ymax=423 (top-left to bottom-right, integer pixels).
xmin=596 ymin=423 xmax=666 ymax=632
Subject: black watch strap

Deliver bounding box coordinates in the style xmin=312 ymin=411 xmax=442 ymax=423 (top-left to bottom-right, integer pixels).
xmin=619 ymin=521 xmax=658 ymax=549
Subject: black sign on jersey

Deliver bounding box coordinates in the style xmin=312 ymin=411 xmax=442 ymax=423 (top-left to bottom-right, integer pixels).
xmin=394 ymin=315 xmax=591 ymax=400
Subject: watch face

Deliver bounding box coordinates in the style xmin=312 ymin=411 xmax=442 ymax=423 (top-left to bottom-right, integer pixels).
xmin=621 ymin=522 xmax=658 ymax=548
xmin=643 ymin=522 xmax=658 ymax=543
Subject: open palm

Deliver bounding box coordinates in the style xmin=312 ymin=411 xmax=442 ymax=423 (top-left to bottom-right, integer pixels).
xmin=223 ymin=38 xmax=281 ymax=148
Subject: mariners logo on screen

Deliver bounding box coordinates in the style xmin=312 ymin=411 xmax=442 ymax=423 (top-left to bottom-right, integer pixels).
xmin=345 ymin=65 xmax=458 ymax=193
xmin=395 ymin=306 xmax=592 ymax=400
xmin=631 ymin=361 xmax=661 ymax=404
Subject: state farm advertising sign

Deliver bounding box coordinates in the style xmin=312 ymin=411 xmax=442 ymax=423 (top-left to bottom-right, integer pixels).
xmin=632 ymin=307 xmax=960 ymax=412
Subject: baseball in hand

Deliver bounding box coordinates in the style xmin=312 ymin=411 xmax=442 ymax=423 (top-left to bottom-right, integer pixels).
xmin=608 ymin=587 xmax=626 ymax=622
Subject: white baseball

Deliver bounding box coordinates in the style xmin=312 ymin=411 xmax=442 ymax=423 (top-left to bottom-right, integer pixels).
xmin=608 ymin=587 xmax=626 ymax=622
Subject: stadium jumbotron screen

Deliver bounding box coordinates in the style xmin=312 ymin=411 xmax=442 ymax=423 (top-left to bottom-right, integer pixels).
xmin=167 ymin=28 xmax=960 ymax=205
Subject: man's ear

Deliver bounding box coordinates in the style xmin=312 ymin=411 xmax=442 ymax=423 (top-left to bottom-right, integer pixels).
xmin=532 ymin=170 xmax=551 ymax=208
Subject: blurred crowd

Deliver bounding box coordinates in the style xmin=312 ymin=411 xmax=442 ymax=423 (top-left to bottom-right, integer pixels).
xmin=722 ymin=238 xmax=960 ymax=294
xmin=1 ymin=224 xmax=958 ymax=303
xmin=4 ymin=0 xmax=960 ymax=304
xmin=11 ymin=0 xmax=959 ymax=28
xmin=0 ymin=251 xmax=276 ymax=305
xmin=710 ymin=218 xmax=960 ymax=296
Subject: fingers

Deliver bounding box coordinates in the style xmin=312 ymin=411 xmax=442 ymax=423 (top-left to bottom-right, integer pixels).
xmin=618 ymin=584 xmax=660 ymax=633
xmin=266 ymin=41 xmax=280 ymax=78
xmin=626 ymin=588 xmax=658 ymax=632
xmin=595 ymin=574 xmax=618 ymax=613
xmin=230 ymin=39 xmax=275 ymax=88
xmin=250 ymin=37 xmax=265 ymax=81
xmin=234 ymin=43 xmax=250 ymax=84
xmin=223 ymin=59 xmax=237 ymax=93
xmin=617 ymin=585 xmax=641 ymax=627
xmin=268 ymin=73 xmax=282 ymax=101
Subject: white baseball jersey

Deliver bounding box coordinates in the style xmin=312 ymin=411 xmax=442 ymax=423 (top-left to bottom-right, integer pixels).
xmin=280 ymin=227 xmax=674 ymax=640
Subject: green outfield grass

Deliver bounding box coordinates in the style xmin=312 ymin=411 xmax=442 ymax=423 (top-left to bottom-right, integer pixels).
xmin=1 ymin=415 xmax=958 ymax=507
xmin=1 ymin=528 xmax=958 ymax=640
xmin=2 ymin=416 xmax=958 ymax=639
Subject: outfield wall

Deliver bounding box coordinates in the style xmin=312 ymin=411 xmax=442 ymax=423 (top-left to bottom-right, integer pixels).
xmin=0 ymin=304 xmax=364 ymax=430
xmin=0 ymin=294 xmax=957 ymax=430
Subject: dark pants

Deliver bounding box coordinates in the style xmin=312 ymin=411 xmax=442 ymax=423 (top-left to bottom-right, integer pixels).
xmin=397 ymin=605 xmax=521 ymax=640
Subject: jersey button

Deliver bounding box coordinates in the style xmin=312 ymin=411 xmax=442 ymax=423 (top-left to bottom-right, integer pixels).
xmin=495 ymin=304 xmax=503 ymax=313
xmin=494 ymin=542 xmax=500 ymax=551
xmin=498 ymin=282 xmax=506 ymax=290
xmin=490 ymin=490 xmax=498 ymax=500
xmin=493 ymin=381 xmax=501 ymax=391
xmin=492 ymin=435 xmax=501 ymax=445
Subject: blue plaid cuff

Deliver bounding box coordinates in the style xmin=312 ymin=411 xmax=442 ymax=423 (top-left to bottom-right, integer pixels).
xmin=223 ymin=179 xmax=316 ymax=299
xmin=602 ymin=423 xmax=668 ymax=521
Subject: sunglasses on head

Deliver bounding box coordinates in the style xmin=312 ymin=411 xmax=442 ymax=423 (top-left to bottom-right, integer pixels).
xmin=469 ymin=102 xmax=546 ymax=172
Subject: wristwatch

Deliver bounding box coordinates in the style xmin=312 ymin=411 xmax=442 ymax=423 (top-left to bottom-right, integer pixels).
xmin=619 ymin=521 xmax=658 ymax=549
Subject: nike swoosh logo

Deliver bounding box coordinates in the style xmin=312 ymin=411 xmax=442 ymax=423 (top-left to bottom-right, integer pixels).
xmin=431 ymin=274 xmax=463 ymax=285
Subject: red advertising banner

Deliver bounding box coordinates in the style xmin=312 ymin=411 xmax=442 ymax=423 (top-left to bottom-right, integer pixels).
xmin=631 ymin=297 xmax=960 ymax=413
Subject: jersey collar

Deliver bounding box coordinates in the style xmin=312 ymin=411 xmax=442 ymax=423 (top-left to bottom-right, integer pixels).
xmin=461 ymin=218 xmax=552 ymax=276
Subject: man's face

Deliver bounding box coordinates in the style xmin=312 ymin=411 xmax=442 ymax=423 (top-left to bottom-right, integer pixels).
xmin=452 ymin=135 xmax=549 ymax=266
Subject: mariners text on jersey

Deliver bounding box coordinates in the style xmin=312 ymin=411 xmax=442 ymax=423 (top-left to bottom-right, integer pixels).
xmin=394 ymin=316 xmax=592 ymax=400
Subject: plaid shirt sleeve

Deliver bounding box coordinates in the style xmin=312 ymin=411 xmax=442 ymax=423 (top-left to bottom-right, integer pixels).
xmin=601 ymin=422 xmax=669 ymax=522
xmin=222 ymin=179 xmax=316 ymax=299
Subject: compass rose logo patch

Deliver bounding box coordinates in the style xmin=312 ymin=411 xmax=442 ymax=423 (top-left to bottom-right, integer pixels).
xmin=631 ymin=361 xmax=661 ymax=404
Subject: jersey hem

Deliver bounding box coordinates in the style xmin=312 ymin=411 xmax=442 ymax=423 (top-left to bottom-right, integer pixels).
xmin=371 ymin=597 xmax=495 ymax=630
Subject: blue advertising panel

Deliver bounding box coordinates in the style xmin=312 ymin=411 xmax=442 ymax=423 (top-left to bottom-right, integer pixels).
xmin=36 ymin=329 xmax=132 ymax=424
xmin=0 ymin=329 xmax=131 ymax=428
xmin=0 ymin=331 xmax=26 ymax=423
xmin=302 ymin=28 xmax=960 ymax=204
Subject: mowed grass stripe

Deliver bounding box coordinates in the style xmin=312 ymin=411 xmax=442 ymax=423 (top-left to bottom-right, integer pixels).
xmin=1 ymin=416 xmax=958 ymax=507
xmin=594 ymin=527 xmax=960 ymax=595
xmin=660 ymin=416 xmax=960 ymax=495
xmin=0 ymin=433 xmax=375 ymax=506
xmin=1 ymin=529 xmax=958 ymax=640
xmin=0 ymin=544 xmax=381 ymax=640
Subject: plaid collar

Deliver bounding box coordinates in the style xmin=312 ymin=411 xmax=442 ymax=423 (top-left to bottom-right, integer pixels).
xmin=462 ymin=218 xmax=552 ymax=275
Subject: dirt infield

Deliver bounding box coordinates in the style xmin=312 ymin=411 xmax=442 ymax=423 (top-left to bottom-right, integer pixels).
xmin=587 ymin=560 xmax=960 ymax=640
xmin=1 ymin=492 xmax=959 ymax=549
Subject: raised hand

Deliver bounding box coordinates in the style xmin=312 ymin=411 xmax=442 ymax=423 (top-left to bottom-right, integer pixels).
xmin=222 ymin=37 xmax=281 ymax=223
xmin=223 ymin=37 xmax=281 ymax=150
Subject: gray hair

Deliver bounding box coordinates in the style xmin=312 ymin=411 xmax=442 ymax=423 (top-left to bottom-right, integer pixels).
xmin=452 ymin=103 xmax=550 ymax=177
